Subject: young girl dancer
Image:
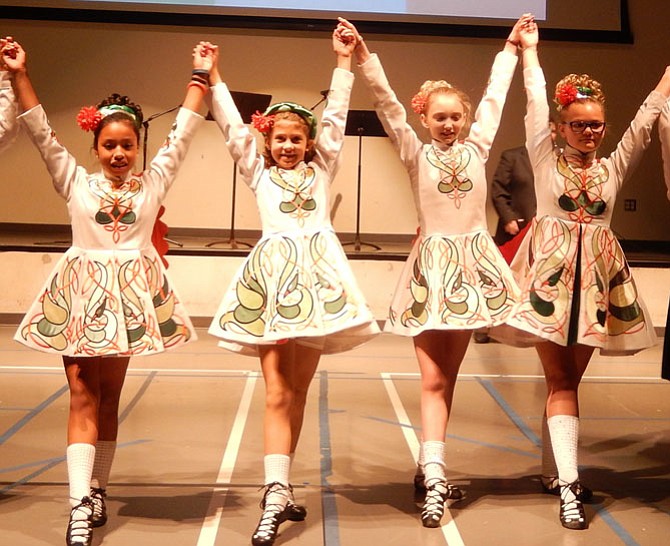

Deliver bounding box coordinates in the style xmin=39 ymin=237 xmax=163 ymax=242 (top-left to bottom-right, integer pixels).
xmin=509 ymin=21 xmax=670 ymax=529
xmin=0 ymin=37 xmax=18 ymax=152
xmin=343 ymin=15 xmax=530 ymax=528
xmin=4 ymin=39 xmax=212 ymax=545
xmin=206 ymin=23 xmax=378 ymax=546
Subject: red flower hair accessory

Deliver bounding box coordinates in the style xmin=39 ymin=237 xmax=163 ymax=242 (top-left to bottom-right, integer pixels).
xmin=251 ymin=110 xmax=276 ymax=134
xmin=76 ymin=106 xmax=102 ymax=132
xmin=555 ymin=83 xmax=578 ymax=109
xmin=410 ymin=92 xmax=427 ymax=114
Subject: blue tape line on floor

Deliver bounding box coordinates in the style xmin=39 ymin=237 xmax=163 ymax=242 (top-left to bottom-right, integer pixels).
xmin=319 ymin=370 xmax=340 ymax=546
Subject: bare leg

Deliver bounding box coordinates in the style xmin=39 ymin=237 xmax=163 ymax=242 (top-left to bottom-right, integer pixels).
xmin=414 ymin=329 xmax=470 ymax=528
xmin=537 ymin=342 xmax=594 ymax=417
xmin=63 ymin=356 xmax=102 ymax=445
xmin=63 ymin=356 xmax=100 ymax=544
xmin=89 ymin=356 xmax=130 ymax=526
xmin=414 ymin=329 xmax=471 ymax=441
xmin=288 ymin=343 xmax=321 ymax=454
xmin=97 ymin=356 xmax=130 ymax=440
xmin=536 ymin=342 xmax=594 ymax=530
xmin=259 ymin=343 xmax=295 ymax=456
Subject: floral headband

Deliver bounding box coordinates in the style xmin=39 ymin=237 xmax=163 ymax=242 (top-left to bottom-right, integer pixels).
xmin=251 ymin=102 xmax=318 ymax=139
xmin=554 ymin=83 xmax=595 ymax=110
xmin=410 ymin=82 xmax=455 ymax=115
xmin=76 ymin=104 xmax=139 ymax=132
xmin=410 ymin=93 xmax=427 ymax=115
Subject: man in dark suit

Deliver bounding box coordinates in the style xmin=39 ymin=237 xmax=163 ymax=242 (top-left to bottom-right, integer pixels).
xmin=491 ymin=145 xmax=536 ymax=255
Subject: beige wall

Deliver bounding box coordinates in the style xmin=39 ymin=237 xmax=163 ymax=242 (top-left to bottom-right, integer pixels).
xmin=1 ymin=2 xmax=670 ymax=239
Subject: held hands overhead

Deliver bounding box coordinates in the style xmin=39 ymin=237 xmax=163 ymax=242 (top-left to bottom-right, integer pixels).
xmin=507 ymin=14 xmax=536 ymax=48
xmin=0 ymin=36 xmax=23 ymax=72
xmin=518 ymin=15 xmax=539 ymax=49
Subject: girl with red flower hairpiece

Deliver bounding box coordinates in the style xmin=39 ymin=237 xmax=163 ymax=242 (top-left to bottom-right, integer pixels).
xmin=498 ymin=19 xmax=670 ymax=531
xmin=4 ymin=38 xmax=214 ymax=546
xmin=206 ymin=21 xmax=379 ymax=546
xmin=344 ymin=14 xmax=531 ymax=528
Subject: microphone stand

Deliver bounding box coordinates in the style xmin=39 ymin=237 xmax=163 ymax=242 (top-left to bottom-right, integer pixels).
xmin=342 ymin=110 xmax=386 ymax=252
xmin=310 ymin=89 xmax=330 ymax=110
xmin=205 ymin=90 xmax=272 ymax=249
xmin=142 ymin=104 xmax=183 ymax=247
xmin=142 ymin=104 xmax=181 ymax=170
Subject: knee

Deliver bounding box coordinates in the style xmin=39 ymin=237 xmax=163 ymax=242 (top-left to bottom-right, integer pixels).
xmin=69 ymin=383 xmax=99 ymax=414
xmin=545 ymin=373 xmax=580 ymax=395
xmin=421 ymin=373 xmax=448 ymax=396
xmin=265 ymin=386 xmax=294 ymax=413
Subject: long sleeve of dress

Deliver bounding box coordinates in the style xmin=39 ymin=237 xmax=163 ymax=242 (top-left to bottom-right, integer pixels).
xmin=357 ymin=53 xmax=424 ymax=176
xmin=467 ymin=50 xmax=518 ymax=160
xmin=311 ymin=67 xmax=354 ymax=180
xmin=0 ymin=71 xmax=18 ymax=154
xmin=523 ymin=65 xmax=554 ymax=170
xmin=209 ymin=82 xmax=266 ymax=189
xmin=19 ymin=104 xmax=80 ymax=200
xmin=660 ymin=99 xmax=670 ymax=200
xmin=607 ymin=90 xmax=665 ymax=191
xmin=144 ymin=107 xmax=203 ymax=202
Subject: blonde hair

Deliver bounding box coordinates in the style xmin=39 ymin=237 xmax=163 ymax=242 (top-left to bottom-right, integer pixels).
xmin=554 ymin=74 xmax=606 ymax=114
xmin=262 ymin=111 xmax=315 ymax=168
xmin=414 ymin=80 xmax=472 ymax=118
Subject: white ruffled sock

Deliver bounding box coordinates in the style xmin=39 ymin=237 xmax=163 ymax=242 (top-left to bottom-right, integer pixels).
xmin=91 ymin=440 xmax=116 ymax=490
xmin=66 ymin=443 xmax=95 ymax=509
xmin=547 ymin=415 xmax=579 ymax=484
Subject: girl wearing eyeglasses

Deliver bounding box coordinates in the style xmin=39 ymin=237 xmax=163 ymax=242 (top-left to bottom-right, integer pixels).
xmin=501 ymin=20 xmax=670 ymax=530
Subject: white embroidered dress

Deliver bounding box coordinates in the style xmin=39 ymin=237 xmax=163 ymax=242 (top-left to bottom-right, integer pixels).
xmin=505 ymin=66 xmax=661 ymax=355
xmin=358 ymin=51 xmax=520 ymax=336
xmin=15 ymin=106 xmax=201 ymax=356
xmin=208 ymin=68 xmax=379 ymax=356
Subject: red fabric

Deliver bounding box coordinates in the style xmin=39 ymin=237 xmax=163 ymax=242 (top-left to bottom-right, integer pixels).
xmin=151 ymin=205 xmax=170 ymax=269
xmin=498 ymin=221 xmax=531 ymax=265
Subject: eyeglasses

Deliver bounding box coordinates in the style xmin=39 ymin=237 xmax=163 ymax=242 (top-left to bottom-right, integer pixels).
xmin=562 ymin=120 xmax=606 ymax=134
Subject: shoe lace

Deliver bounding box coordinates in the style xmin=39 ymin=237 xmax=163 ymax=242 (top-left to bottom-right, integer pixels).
xmin=89 ymin=488 xmax=106 ymax=518
xmin=252 ymin=482 xmax=291 ymax=540
xmin=560 ymin=483 xmax=585 ymax=522
xmin=422 ymin=479 xmax=447 ymax=520
xmin=68 ymin=497 xmax=93 ymax=543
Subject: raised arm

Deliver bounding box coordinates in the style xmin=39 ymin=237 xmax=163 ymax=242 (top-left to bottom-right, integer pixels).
xmin=181 ymin=41 xmax=213 ymax=114
xmin=342 ymin=18 xmax=424 ymax=172
xmin=0 ymin=37 xmax=19 ymax=150
xmin=2 ymin=38 xmax=39 ymax=112
xmin=333 ymin=19 xmax=355 ymax=72
xmin=519 ymin=18 xmax=553 ymax=168
xmin=309 ymin=22 xmax=356 ymax=175
xmin=207 ymin=42 xmax=265 ymax=186
xmin=0 ymin=70 xmax=18 ymax=152
xmin=464 ymin=15 xmax=529 ymax=158
xmin=660 ymin=98 xmax=670 ymax=200
xmin=608 ymin=66 xmax=670 ymax=189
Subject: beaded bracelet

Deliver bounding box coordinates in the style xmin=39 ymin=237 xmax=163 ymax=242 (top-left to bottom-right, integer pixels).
xmin=506 ymin=38 xmax=520 ymax=47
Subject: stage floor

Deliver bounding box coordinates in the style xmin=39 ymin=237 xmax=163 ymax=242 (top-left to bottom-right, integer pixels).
xmin=0 ymin=326 xmax=668 ymax=546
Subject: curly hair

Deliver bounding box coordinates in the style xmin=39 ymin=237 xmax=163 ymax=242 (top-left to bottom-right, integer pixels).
xmin=93 ymin=93 xmax=143 ymax=147
xmin=262 ymin=111 xmax=315 ymax=168
xmin=415 ymin=80 xmax=472 ymax=116
xmin=554 ymin=74 xmax=605 ymax=114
